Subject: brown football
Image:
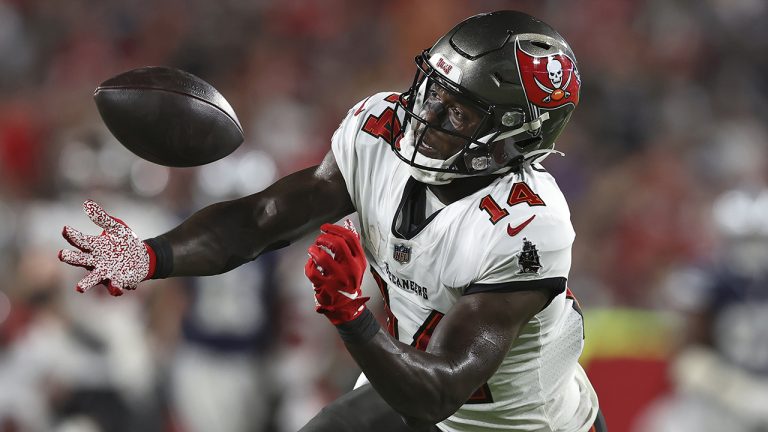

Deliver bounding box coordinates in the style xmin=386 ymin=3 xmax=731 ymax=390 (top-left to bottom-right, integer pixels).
xmin=94 ymin=66 xmax=243 ymax=167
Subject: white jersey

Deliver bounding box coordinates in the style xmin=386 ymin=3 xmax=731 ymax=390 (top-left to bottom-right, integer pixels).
xmin=332 ymin=92 xmax=599 ymax=432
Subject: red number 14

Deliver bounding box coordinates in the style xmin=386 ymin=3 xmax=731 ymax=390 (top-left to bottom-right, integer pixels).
xmin=479 ymin=182 xmax=545 ymax=224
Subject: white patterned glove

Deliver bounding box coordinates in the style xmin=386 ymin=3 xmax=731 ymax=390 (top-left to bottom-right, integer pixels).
xmin=58 ymin=200 xmax=156 ymax=296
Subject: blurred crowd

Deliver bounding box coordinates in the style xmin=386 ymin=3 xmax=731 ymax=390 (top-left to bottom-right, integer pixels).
xmin=1 ymin=0 xmax=767 ymax=431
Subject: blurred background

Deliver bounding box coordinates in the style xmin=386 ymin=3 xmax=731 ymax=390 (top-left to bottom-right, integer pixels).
xmin=1 ymin=0 xmax=768 ymax=431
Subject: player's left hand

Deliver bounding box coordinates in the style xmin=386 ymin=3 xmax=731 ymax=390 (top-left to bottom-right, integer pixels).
xmin=58 ymin=200 xmax=154 ymax=296
xmin=305 ymin=220 xmax=369 ymax=325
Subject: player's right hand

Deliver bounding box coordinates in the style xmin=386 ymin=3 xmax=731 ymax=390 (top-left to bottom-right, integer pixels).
xmin=58 ymin=200 xmax=156 ymax=296
xmin=305 ymin=220 xmax=370 ymax=325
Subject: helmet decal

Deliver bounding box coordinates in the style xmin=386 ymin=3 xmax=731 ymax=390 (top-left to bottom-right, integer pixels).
xmin=515 ymin=41 xmax=580 ymax=109
xmin=428 ymin=53 xmax=463 ymax=84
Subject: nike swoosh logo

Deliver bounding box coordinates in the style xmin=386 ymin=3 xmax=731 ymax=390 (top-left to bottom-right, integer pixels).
xmin=337 ymin=290 xmax=360 ymax=300
xmin=507 ymin=215 xmax=536 ymax=237
xmin=353 ymin=97 xmax=371 ymax=116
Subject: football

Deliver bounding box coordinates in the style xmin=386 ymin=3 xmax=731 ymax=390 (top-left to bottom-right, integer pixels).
xmin=93 ymin=66 xmax=244 ymax=167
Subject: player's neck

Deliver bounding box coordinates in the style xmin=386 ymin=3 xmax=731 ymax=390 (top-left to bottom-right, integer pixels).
xmin=427 ymin=175 xmax=499 ymax=205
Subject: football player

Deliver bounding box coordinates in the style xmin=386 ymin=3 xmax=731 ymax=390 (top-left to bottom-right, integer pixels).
xmin=638 ymin=189 xmax=768 ymax=432
xmin=59 ymin=11 xmax=605 ymax=432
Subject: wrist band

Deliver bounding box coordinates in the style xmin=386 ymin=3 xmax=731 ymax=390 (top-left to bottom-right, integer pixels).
xmin=336 ymin=308 xmax=380 ymax=344
xmin=144 ymin=236 xmax=174 ymax=279
xmin=144 ymin=242 xmax=158 ymax=279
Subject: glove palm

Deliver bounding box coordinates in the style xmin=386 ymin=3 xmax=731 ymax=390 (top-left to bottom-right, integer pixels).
xmin=58 ymin=200 xmax=154 ymax=296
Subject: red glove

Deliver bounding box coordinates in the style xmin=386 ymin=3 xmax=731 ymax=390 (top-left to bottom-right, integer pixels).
xmin=305 ymin=220 xmax=369 ymax=325
xmin=58 ymin=200 xmax=156 ymax=296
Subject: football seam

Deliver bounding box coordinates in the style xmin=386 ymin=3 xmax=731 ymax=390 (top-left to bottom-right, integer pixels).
xmin=95 ymin=85 xmax=244 ymax=135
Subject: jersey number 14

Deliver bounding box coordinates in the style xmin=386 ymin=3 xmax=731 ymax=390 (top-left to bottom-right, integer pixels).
xmin=479 ymin=182 xmax=546 ymax=224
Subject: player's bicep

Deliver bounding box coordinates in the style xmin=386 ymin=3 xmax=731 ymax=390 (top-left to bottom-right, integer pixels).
xmin=307 ymin=149 xmax=356 ymax=220
xmin=313 ymin=148 xmax=355 ymax=209
xmin=253 ymin=149 xmax=354 ymax=231
xmin=426 ymin=289 xmax=549 ymax=395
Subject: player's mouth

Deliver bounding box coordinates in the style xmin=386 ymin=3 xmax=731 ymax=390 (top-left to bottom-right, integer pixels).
xmin=416 ymin=139 xmax=442 ymax=159
xmin=415 ymin=130 xmax=444 ymax=159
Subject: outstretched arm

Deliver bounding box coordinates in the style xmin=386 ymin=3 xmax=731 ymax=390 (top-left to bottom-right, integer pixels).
xmin=59 ymin=150 xmax=354 ymax=294
xmin=160 ymin=150 xmax=353 ymax=276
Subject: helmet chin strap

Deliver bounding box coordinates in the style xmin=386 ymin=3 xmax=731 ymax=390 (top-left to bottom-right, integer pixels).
xmin=463 ymin=112 xmax=553 ymax=172
xmin=408 ymin=166 xmax=478 ymax=184
xmin=407 ymin=166 xmax=469 ymax=185
xmin=471 ymin=112 xmax=550 ymax=147
xmin=521 ymin=148 xmax=565 ymax=167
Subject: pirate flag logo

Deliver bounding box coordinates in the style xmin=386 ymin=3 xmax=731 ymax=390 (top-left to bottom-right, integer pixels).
xmin=517 ymin=238 xmax=542 ymax=275
xmin=516 ymin=41 xmax=580 ymax=109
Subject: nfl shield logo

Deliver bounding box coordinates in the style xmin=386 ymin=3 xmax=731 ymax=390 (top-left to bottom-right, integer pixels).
xmin=393 ymin=244 xmax=411 ymax=264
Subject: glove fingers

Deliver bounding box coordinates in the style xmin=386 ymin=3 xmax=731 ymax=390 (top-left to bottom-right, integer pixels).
xmin=75 ymin=267 xmax=109 ymax=293
xmin=59 ymin=249 xmax=96 ymax=269
xmin=83 ymin=200 xmax=129 ymax=236
xmin=62 ymin=226 xmax=96 ymax=252
xmin=307 ymin=245 xmax=335 ymax=272
xmin=342 ymin=219 xmax=358 ymax=236
xmin=321 ymin=223 xmax=364 ymax=258
xmin=305 ymin=257 xmax=326 ymax=282
xmin=343 ymin=219 xmax=365 ymax=258
xmin=315 ymin=233 xmax=354 ymax=262
xmin=320 ymin=223 xmax=356 ymax=239
xmin=347 ymin=235 xmax=365 ymax=259
xmin=105 ymin=280 xmax=124 ymax=297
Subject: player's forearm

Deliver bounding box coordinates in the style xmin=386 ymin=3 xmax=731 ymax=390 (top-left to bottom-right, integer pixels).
xmin=152 ymin=166 xmax=354 ymax=277
xmin=152 ymin=197 xmax=284 ymax=276
xmin=344 ymin=324 xmax=478 ymax=425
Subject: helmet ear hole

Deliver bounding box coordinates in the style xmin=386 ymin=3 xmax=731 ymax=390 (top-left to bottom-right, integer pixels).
xmin=501 ymin=110 xmax=525 ymax=127
xmin=531 ymin=40 xmax=552 ymax=50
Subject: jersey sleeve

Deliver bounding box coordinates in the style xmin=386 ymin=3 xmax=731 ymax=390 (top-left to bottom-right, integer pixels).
xmin=331 ymin=92 xmax=403 ymax=211
xmin=330 ymin=97 xmax=368 ymax=210
xmin=466 ymin=211 xmax=575 ymax=295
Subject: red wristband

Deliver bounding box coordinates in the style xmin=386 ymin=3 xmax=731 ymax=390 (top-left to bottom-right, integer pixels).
xmin=143 ymin=242 xmax=157 ymax=281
